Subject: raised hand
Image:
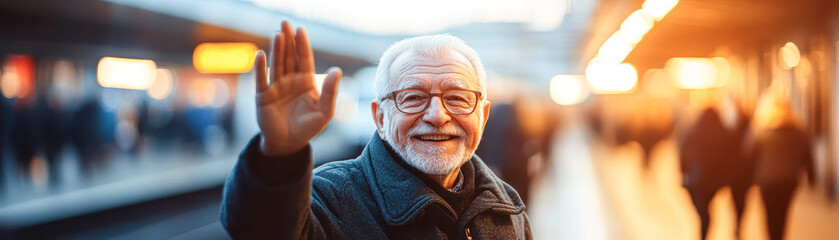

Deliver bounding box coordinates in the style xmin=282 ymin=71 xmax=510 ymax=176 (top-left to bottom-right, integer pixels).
xmin=254 ymin=21 xmax=342 ymax=156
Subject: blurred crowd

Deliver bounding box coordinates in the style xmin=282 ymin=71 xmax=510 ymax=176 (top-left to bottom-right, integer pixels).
xmin=0 ymin=56 xmax=238 ymax=204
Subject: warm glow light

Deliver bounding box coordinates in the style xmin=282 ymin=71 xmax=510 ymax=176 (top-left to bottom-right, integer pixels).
xmin=148 ymin=69 xmax=174 ymax=100
xmin=642 ymin=0 xmax=679 ymax=21
xmin=586 ymin=62 xmax=638 ymax=94
xmin=253 ymin=0 xmax=568 ymax=34
xmin=666 ymin=57 xmax=731 ymax=89
xmin=619 ymin=10 xmax=655 ymax=44
xmin=0 ymin=67 xmax=17 ymax=99
xmin=1 ymin=55 xmax=35 ymax=99
xmin=550 ymin=75 xmax=589 ymax=106
xmin=592 ymin=0 xmax=677 ymax=65
xmin=97 ymin=57 xmax=157 ymax=90
xmin=712 ymin=57 xmax=731 ymax=87
xmin=189 ymin=79 xmax=215 ymax=108
xmin=193 ymin=42 xmax=258 ymax=74
xmin=779 ymin=42 xmax=801 ymax=69
xmin=596 ymin=34 xmax=635 ymax=64
xmin=188 ymin=78 xmax=231 ymax=108
xmin=51 ymin=60 xmax=78 ymax=101
xmin=642 ymin=69 xmax=676 ymax=99
xmin=795 ymin=56 xmax=813 ymax=88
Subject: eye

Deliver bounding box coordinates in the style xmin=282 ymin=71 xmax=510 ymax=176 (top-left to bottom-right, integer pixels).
xmin=443 ymin=91 xmax=476 ymax=106
xmin=445 ymin=95 xmax=468 ymax=102
xmin=405 ymin=95 xmax=424 ymax=101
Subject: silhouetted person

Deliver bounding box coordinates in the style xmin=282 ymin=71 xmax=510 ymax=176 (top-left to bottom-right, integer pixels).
xmin=70 ymin=98 xmax=104 ymax=174
xmin=679 ymin=107 xmax=750 ymax=240
xmin=475 ymin=103 xmax=533 ymax=204
xmin=35 ymin=95 xmax=65 ymax=186
xmin=635 ymin=95 xmax=673 ymax=169
xmin=727 ymin=102 xmax=754 ymax=238
xmin=11 ymin=102 xmax=38 ymax=181
xmin=615 ymin=92 xmax=673 ymax=170
xmin=751 ymin=100 xmax=814 ymax=240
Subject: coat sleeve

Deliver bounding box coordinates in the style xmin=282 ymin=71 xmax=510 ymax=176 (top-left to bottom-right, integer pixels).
xmin=220 ymin=134 xmax=327 ymax=239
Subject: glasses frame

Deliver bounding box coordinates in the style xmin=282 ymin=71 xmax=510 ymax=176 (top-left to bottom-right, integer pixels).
xmin=382 ymin=89 xmax=483 ymax=115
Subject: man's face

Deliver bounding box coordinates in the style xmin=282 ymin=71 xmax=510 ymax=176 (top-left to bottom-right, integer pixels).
xmin=372 ymin=51 xmax=490 ymax=175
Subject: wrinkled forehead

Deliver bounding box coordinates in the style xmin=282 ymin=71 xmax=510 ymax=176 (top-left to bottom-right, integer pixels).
xmin=388 ymin=51 xmax=479 ymax=91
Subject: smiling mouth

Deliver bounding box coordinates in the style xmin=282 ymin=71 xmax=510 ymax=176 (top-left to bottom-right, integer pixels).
xmin=414 ymin=134 xmax=457 ymax=142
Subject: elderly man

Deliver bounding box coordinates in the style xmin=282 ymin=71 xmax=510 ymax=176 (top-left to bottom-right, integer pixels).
xmin=221 ymin=21 xmax=531 ymax=239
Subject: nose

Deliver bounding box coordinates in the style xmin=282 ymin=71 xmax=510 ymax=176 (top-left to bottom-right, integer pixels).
xmin=421 ymin=96 xmax=451 ymax=127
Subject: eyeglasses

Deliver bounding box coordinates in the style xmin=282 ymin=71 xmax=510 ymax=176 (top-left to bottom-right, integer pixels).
xmin=382 ymin=89 xmax=482 ymax=115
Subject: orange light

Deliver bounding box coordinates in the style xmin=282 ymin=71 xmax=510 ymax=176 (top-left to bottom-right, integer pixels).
xmin=619 ymin=10 xmax=655 ymax=44
xmin=666 ymin=57 xmax=730 ymax=89
xmin=147 ymin=69 xmax=174 ymax=100
xmin=779 ymin=42 xmax=800 ymax=69
xmin=1 ymin=55 xmax=35 ymax=99
xmin=712 ymin=57 xmax=731 ymax=87
xmin=193 ymin=42 xmax=258 ymax=74
xmin=97 ymin=57 xmax=157 ymax=90
xmin=642 ymin=0 xmax=679 ymax=21
xmin=0 ymin=67 xmax=17 ymax=99
xmin=550 ymin=75 xmax=589 ymax=105
xmin=642 ymin=69 xmax=676 ymax=99
xmin=596 ymin=34 xmax=635 ymax=64
xmin=586 ymin=62 xmax=637 ymax=94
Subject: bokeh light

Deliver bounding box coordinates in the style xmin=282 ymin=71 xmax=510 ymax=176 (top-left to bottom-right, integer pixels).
xmin=641 ymin=0 xmax=679 ymax=21
xmin=193 ymin=42 xmax=258 ymax=74
xmin=586 ymin=62 xmax=638 ymax=94
xmin=780 ymin=42 xmax=801 ymax=70
xmin=619 ymin=10 xmax=655 ymax=44
xmin=550 ymin=75 xmax=589 ymax=106
xmin=148 ymin=69 xmax=174 ymax=100
xmin=97 ymin=57 xmax=157 ymax=90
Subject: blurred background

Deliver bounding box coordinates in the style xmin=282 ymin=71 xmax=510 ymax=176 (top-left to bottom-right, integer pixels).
xmin=0 ymin=0 xmax=838 ymax=239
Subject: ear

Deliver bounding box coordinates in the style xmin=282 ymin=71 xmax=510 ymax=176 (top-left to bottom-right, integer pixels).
xmin=480 ymin=100 xmax=491 ymax=130
xmin=371 ymin=100 xmax=387 ymax=140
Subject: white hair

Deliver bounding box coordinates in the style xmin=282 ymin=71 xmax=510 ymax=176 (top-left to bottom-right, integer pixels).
xmin=374 ymin=34 xmax=487 ymax=99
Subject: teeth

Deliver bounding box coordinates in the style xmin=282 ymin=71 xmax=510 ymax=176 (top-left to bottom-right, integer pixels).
xmin=417 ymin=135 xmax=453 ymax=141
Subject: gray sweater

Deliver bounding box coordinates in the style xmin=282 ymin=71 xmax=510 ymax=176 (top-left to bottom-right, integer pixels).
xmin=221 ymin=132 xmax=531 ymax=239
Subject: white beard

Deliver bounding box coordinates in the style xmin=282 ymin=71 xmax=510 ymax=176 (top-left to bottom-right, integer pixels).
xmin=401 ymin=140 xmax=468 ymax=175
xmin=386 ymin=125 xmax=472 ymax=175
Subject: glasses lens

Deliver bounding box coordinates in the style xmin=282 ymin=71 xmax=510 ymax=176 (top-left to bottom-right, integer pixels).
xmin=442 ymin=90 xmax=477 ymax=114
xmin=393 ymin=90 xmax=478 ymax=114
xmin=395 ymin=90 xmax=429 ymax=113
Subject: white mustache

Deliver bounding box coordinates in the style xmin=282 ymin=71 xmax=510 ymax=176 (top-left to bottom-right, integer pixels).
xmin=408 ymin=124 xmax=465 ymax=137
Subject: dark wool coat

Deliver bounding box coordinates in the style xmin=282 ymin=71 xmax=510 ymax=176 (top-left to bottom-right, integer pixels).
xmin=221 ymin=132 xmax=531 ymax=239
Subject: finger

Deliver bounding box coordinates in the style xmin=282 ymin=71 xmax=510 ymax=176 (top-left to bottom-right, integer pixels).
xmin=255 ymin=50 xmax=269 ymax=92
xmin=318 ymin=67 xmax=343 ymax=117
xmin=282 ymin=21 xmax=297 ymax=75
xmin=270 ymin=32 xmax=285 ymax=85
xmin=295 ymin=27 xmax=315 ymax=73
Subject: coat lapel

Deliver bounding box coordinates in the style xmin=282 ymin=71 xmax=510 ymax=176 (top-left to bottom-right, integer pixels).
xmin=360 ymin=132 xmax=447 ymax=226
xmin=459 ymin=154 xmax=526 ymax=228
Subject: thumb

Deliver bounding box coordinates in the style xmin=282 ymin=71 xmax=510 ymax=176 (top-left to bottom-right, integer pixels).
xmin=319 ymin=66 xmax=343 ymax=117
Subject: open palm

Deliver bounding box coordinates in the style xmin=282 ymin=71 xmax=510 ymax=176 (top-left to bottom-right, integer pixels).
xmin=255 ymin=21 xmax=342 ymax=156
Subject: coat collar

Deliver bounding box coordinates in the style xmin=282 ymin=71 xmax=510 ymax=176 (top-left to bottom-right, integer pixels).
xmin=359 ymin=132 xmax=526 ymax=226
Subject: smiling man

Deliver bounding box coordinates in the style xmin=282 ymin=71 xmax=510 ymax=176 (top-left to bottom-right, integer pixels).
xmin=220 ymin=21 xmax=531 ymax=239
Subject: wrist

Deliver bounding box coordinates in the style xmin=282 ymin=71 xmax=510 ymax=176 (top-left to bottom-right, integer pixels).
xmin=259 ymin=135 xmax=303 ymax=157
